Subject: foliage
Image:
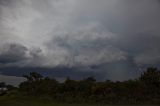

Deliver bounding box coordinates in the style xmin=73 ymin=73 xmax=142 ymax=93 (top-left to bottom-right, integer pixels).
xmin=16 ymin=67 xmax=160 ymax=104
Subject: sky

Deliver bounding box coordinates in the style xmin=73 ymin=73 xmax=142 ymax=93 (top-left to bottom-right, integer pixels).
xmin=0 ymin=0 xmax=160 ymax=85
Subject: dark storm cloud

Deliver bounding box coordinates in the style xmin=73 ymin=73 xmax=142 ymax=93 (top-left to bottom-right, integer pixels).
xmin=0 ymin=0 xmax=160 ymax=81
xmin=0 ymin=43 xmax=44 ymax=67
xmin=0 ymin=67 xmax=105 ymax=81
xmin=0 ymin=43 xmax=28 ymax=64
xmin=114 ymin=33 xmax=160 ymax=65
xmin=0 ymin=0 xmax=12 ymax=6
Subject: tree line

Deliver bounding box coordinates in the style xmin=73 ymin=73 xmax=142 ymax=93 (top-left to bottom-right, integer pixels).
xmin=1 ymin=67 xmax=160 ymax=104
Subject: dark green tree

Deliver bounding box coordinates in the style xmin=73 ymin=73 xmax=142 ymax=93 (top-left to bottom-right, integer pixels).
xmin=140 ymin=67 xmax=160 ymax=87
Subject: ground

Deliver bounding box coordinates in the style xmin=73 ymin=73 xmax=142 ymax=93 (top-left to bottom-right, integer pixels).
xmin=0 ymin=95 xmax=158 ymax=106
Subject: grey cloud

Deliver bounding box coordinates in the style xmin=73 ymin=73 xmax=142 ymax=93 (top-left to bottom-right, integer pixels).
xmin=47 ymin=35 xmax=127 ymax=67
xmin=0 ymin=0 xmax=12 ymax=6
xmin=0 ymin=0 xmax=160 ymax=80
xmin=0 ymin=74 xmax=25 ymax=86
xmin=0 ymin=43 xmax=45 ymax=67
xmin=0 ymin=43 xmax=28 ymax=64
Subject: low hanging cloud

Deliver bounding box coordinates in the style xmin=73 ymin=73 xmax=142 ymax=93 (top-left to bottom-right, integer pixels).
xmin=0 ymin=0 xmax=160 ymax=80
xmin=0 ymin=74 xmax=25 ymax=86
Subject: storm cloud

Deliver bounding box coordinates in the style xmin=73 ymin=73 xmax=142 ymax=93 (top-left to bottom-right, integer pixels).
xmin=0 ymin=0 xmax=160 ymax=81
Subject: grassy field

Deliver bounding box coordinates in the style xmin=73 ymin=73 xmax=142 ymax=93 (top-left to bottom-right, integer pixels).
xmin=0 ymin=96 xmax=102 ymax=106
xmin=0 ymin=96 xmax=159 ymax=106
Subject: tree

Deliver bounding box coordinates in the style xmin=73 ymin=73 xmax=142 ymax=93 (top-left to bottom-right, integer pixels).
xmin=19 ymin=72 xmax=43 ymax=96
xmin=140 ymin=67 xmax=160 ymax=87
xmin=23 ymin=72 xmax=43 ymax=82
xmin=0 ymin=82 xmax=6 ymax=88
xmin=17 ymin=68 xmax=160 ymax=104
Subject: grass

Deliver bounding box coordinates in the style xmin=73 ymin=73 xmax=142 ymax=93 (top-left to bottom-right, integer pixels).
xmin=0 ymin=95 xmax=159 ymax=106
xmin=0 ymin=95 xmax=101 ymax=106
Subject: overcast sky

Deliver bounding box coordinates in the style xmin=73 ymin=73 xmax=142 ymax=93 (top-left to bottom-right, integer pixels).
xmin=0 ymin=0 xmax=160 ymax=84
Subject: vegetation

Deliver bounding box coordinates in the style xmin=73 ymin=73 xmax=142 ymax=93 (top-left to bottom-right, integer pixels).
xmin=0 ymin=95 xmax=104 ymax=106
xmin=2 ymin=96 xmax=158 ymax=106
xmin=1 ymin=67 xmax=160 ymax=105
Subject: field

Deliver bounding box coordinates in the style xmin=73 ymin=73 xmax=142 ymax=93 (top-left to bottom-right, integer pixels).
xmin=0 ymin=96 xmax=104 ymax=106
xmin=0 ymin=96 xmax=159 ymax=106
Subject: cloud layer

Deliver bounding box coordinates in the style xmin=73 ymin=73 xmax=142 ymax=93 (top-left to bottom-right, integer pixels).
xmin=0 ymin=0 xmax=160 ymax=81
xmin=0 ymin=74 xmax=25 ymax=86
